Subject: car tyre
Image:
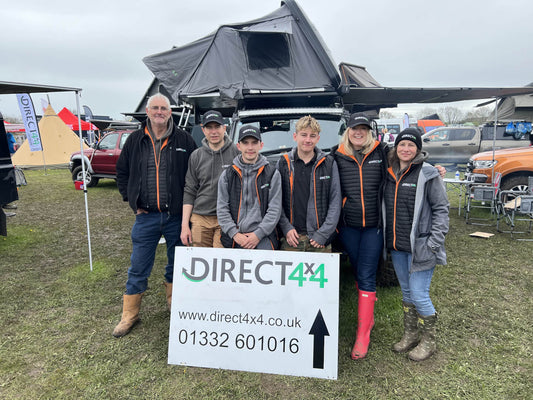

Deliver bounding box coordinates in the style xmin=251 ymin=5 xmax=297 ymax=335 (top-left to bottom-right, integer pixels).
xmin=500 ymin=175 xmax=531 ymax=201
xmin=72 ymin=165 xmax=99 ymax=188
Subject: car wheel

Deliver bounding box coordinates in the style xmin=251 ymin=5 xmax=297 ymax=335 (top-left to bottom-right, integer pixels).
xmin=500 ymin=176 xmax=530 ymax=201
xmin=72 ymin=165 xmax=99 ymax=187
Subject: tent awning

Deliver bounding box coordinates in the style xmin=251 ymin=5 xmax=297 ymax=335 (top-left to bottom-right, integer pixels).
xmin=0 ymin=81 xmax=81 ymax=94
xmin=342 ymin=86 xmax=533 ymax=106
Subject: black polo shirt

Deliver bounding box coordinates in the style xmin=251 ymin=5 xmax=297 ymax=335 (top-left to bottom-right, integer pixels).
xmin=293 ymin=151 xmax=317 ymax=234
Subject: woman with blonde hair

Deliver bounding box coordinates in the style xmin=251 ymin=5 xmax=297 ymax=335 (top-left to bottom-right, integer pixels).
xmin=332 ymin=112 xmax=389 ymax=360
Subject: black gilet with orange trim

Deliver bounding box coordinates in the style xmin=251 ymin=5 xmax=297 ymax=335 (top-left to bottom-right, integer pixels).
xmin=278 ymin=152 xmax=334 ymax=235
xmin=384 ymin=162 xmax=422 ymax=252
xmin=220 ymin=163 xmax=278 ymax=249
xmin=333 ymin=141 xmax=388 ymax=228
xmin=142 ymin=127 xmax=170 ymax=212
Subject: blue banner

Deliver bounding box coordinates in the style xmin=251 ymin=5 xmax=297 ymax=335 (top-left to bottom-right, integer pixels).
xmin=16 ymin=93 xmax=42 ymax=152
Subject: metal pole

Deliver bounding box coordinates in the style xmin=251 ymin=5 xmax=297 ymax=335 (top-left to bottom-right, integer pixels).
xmin=75 ymin=91 xmax=93 ymax=271
xmin=492 ymin=98 xmax=499 ymax=184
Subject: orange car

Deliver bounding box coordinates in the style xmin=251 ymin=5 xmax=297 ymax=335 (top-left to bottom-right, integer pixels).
xmin=466 ymin=146 xmax=533 ymax=193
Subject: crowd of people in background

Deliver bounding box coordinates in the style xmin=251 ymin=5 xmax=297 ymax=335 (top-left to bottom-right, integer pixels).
xmin=112 ymin=93 xmax=449 ymax=363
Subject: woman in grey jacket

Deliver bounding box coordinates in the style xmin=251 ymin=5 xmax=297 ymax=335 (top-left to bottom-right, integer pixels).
xmin=383 ymin=128 xmax=449 ymax=362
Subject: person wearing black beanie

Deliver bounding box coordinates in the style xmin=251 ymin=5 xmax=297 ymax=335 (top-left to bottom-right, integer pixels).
xmin=394 ymin=128 xmax=423 ymax=150
xmin=384 ymin=126 xmax=449 ymax=362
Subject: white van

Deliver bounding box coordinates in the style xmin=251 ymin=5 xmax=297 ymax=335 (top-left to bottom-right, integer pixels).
xmin=375 ymin=116 xmax=413 ymax=145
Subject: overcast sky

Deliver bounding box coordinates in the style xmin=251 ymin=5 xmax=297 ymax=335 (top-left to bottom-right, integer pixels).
xmin=1 ymin=0 xmax=532 ymax=121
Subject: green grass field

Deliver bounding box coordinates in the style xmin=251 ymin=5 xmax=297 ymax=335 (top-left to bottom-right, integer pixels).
xmin=0 ymin=169 xmax=531 ymax=399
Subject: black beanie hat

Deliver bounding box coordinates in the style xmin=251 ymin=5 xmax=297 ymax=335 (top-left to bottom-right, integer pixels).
xmin=394 ymin=128 xmax=422 ymax=150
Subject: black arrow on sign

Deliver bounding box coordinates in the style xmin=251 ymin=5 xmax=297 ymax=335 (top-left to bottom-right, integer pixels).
xmin=309 ymin=309 xmax=330 ymax=369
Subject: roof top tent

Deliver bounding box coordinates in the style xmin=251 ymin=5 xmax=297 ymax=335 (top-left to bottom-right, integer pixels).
xmin=142 ymin=0 xmax=344 ymax=121
xmin=487 ymin=83 xmax=533 ymax=122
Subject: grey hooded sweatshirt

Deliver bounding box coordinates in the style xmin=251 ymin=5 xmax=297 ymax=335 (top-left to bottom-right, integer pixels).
xmin=183 ymin=134 xmax=239 ymax=215
xmin=217 ymin=154 xmax=282 ymax=249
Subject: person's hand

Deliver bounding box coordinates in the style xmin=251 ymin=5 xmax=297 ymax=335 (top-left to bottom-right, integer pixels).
xmin=136 ymin=208 xmax=148 ymax=215
xmin=309 ymin=238 xmax=325 ymax=248
xmin=286 ymin=229 xmax=299 ymax=247
xmin=241 ymin=232 xmax=260 ymax=249
xmin=435 ymin=164 xmax=446 ymax=179
xmin=180 ymin=226 xmax=192 ymax=246
xmin=233 ymin=233 xmax=248 ymax=248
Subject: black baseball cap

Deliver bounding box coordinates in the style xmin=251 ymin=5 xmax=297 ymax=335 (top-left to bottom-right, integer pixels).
xmin=347 ymin=113 xmax=372 ymax=129
xmin=238 ymin=125 xmax=262 ymax=142
xmin=202 ymin=110 xmax=224 ymax=126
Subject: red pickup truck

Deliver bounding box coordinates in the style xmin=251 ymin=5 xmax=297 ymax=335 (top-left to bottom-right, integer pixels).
xmin=69 ymin=130 xmax=132 ymax=187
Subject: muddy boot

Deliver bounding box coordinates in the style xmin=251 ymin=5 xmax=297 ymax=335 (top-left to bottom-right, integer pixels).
xmin=112 ymin=294 xmax=142 ymax=338
xmin=163 ymin=281 xmax=172 ymax=311
xmin=408 ymin=314 xmax=437 ymax=361
xmin=392 ymin=302 xmax=419 ymax=353
xmin=351 ymin=290 xmax=377 ymax=360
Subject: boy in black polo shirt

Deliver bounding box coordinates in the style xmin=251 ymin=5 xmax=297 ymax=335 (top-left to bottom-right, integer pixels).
xmin=277 ymin=116 xmax=341 ymax=252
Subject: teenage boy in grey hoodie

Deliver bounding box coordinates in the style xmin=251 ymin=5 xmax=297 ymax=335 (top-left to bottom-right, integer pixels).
xmin=217 ymin=125 xmax=282 ymax=250
xmin=181 ymin=110 xmax=239 ymax=248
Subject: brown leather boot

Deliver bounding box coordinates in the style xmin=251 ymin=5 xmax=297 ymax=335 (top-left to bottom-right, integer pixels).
xmin=163 ymin=281 xmax=172 ymax=311
xmin=112 ymin=294 xmax=142 ymax=338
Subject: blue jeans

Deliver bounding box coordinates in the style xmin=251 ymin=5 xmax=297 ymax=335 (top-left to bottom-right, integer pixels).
xmin=391 ymin=250 xmax=436 ymax=316
xmin=125 ymin=212 xmax=182 ymax=295
xmin=339 ymin=226 xmax=383 ymax=292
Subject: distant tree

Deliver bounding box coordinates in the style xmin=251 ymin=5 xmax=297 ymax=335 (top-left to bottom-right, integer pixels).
xmin=417 ymin=107 xmax=439 ymax=120
xmin=379 ymin=110 xmax=396 ymax=119
xmin=4 ymin=116 xmax=22 ymax=124
xmin=463 ymin=106 xmax=493 ymax=125
xmin=439 ymin=106 xmax=464 ymax=125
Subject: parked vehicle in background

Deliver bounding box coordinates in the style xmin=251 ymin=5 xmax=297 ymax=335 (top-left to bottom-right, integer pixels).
xmin=375 ymin=115 xmax=443 ymax=145
xmin=422 ymin=124 xmax=530 ymax=165
xmin=375 ymin=117 xmax=409 ymax=145
xmin=228 ymin=107 xmax=348 ymax=164
xmin=416 ymin=119 xmax=445 ymax=133
xmin=69 ymin=130 xmax=132 ymax=187
xmin=466 ymin=146 xmax=533 ymax=195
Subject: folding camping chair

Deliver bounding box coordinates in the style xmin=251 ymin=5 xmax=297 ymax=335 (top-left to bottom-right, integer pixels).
xmin=464 ymin=172 xmax=502 ymax=225
xmin=496 ymin=176 xmax=533 ymax=240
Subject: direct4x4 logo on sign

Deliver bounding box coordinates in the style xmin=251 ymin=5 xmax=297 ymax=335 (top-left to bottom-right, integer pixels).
xmin=182 ymin=257 xmax=328 ymax=288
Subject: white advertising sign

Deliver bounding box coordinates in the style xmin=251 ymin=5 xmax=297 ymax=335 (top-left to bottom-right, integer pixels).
xmin=168 ymin=247 xmax=339 ymax=380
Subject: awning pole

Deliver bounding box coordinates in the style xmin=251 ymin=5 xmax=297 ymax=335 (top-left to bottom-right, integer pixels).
xmin=75 ymin=90 xmax=93 ymax=271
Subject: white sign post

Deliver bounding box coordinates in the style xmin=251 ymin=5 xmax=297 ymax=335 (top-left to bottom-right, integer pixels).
xmin=168 ymin=247 xmax=339 ymax=380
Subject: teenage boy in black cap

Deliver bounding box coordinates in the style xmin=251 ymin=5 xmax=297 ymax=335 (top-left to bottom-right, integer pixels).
xmin=181 ymin=110 xmax=238 ymax=248
xmin=277 ymin=115 xmax=341 ymax=252
xmin=217 ymin=125 xmax=282 ymax=250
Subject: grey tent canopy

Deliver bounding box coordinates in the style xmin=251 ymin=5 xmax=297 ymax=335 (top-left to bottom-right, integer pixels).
xmin=489 ymin=83 xmax=533 ymax=121
xmin=143 ymin=0 xmax=342 ymax=114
